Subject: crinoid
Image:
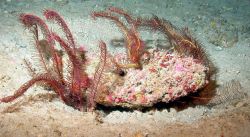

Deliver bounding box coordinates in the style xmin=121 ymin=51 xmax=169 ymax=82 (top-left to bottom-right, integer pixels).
xmin=91 ymin=7 xmax=212 ymax=108
xmin=92 ymin=7 xmax=146 ymax=70
xmin=0 ymin=10 xmax=105 ymax=111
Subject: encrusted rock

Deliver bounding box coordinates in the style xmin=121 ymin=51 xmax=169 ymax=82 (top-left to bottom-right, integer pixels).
xmin=95 ymin=49 xmax=209 ymax=108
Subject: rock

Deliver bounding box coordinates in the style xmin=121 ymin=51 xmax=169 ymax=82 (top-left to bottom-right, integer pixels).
xmin=95 ymin=49 xmax=209 ymax=108
xmin=214 ymin=46 xmax=223 ymax=51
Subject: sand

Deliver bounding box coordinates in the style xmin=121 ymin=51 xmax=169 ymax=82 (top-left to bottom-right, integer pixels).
xmin=0 ymin=0 xmax=250 ymax=137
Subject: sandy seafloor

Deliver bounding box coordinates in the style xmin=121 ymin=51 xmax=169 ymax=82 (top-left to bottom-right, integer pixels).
xmin=0 ymin=0 xmax=250 ymax=137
